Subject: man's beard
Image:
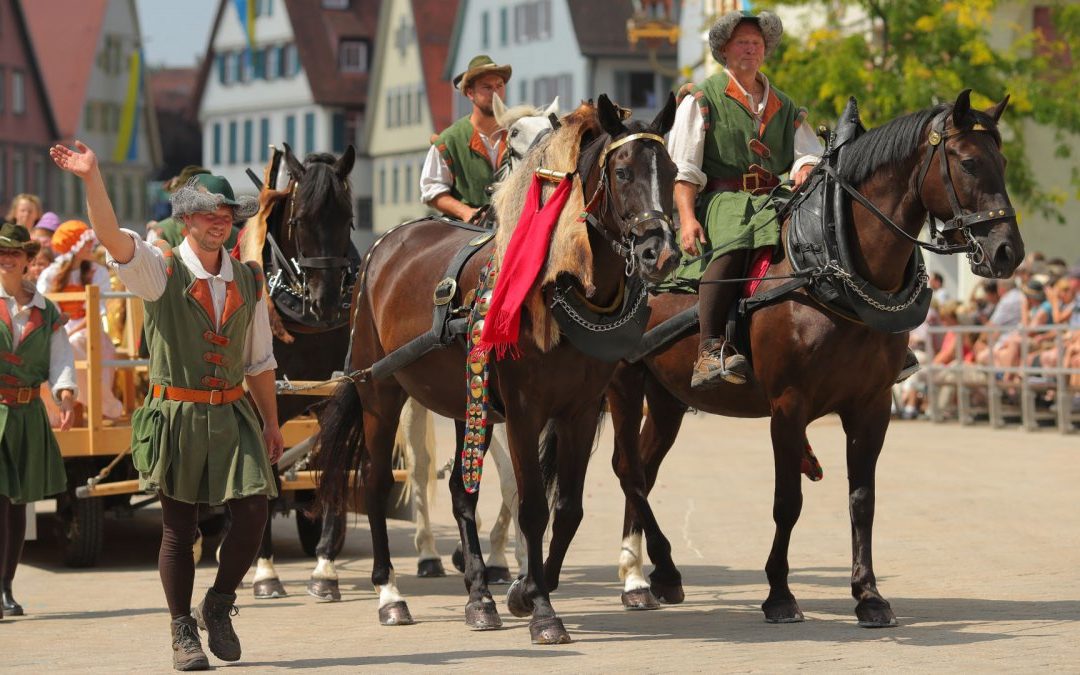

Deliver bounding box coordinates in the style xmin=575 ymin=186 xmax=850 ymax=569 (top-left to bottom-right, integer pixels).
xmin=477 ymin=104 xmax=494 ymax=117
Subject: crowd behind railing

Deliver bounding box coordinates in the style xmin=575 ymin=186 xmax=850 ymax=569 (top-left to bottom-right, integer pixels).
xmin=895 ymin=252 xmax=1080 ymax=433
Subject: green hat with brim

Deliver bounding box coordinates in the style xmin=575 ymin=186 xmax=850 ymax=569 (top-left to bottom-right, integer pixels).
xmin=0 ymin=222 xmax=41 ymax=257
xmin=453 ymin=54 xmax=512 ymax=91
xmin=170 ymin=173 xmax=258 ymax=220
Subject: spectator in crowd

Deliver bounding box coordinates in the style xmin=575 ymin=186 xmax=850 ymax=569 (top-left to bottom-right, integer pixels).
xmin=992 ymin=277 xmax=1052 ymax=383
xmin=972 ymin=280 xmax=1000 ymax=325
xmin=26 ymin=246 xmax=54 ymax=285
xmin=932 ymin=300 xmax=982 ymax=414
xmin=5 ymin=194 xmax=42 ymax=233
xmin=36 ymin=220 xmax=124 ymax=420
xmin=930 ymin=272 xmax=950 ymax=304
xmin=30 ymin=211 xmax=60 ymax=249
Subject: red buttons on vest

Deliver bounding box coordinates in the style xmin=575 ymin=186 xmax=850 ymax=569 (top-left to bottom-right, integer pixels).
xmin=202 ymin=330 xmax=230 ymax=346
xmin=0 ymin=352 xmax=23 ymax=366
xmin=201 ymin=375 xmax=227 ymax=388
xmin=203 ymin=352 xmax=228 ymax=366
xmin=0 ymin=373 xmax=21 ymax=386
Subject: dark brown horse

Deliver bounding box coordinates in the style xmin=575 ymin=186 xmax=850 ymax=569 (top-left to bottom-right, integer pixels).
xmin=607 ymin=91 xmax=1023 ymax=626
xmin=315 ymin=95 xmax=679 ymax=644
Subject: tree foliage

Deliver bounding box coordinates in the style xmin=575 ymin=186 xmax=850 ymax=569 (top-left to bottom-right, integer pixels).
xmin=755 ymin=0 xmax=1080 ymax=221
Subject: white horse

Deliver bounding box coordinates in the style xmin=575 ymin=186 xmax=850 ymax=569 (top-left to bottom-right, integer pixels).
xmin=272 ymin=96 xmax=561 ymax=600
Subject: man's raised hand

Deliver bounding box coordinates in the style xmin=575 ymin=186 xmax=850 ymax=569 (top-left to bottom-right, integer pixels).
xmin=49 ymin=141 xmax=97 ymax=179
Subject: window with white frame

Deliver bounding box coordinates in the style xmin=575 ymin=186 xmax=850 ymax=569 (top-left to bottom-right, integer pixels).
xmin=11 ymin=70 xmax=24 ymax=114
xmin=339 ymin=40 xmax=368 ymax=73
xmin=322 ymin=0 xmax=349 ymax=8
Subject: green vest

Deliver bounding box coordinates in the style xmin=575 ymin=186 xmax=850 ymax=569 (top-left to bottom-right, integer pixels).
xmin=697 ymin=72 xmax=799 ymax=179
xmin=130 ymin=250 xmax=276 ymax=505
xmin=0 ymin=291 xmax=67 ymax=504
xmin=433 ymin=116 xmax=502 ymax=208
xmin=158 ymin=216 xmax=240 ymax=251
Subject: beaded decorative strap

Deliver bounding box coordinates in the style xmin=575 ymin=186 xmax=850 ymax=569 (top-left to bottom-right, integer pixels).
xmin=462 ymin=255 xmax=499 ymax=494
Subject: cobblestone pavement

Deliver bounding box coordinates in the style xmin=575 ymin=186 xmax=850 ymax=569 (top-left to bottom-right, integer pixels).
xmin=6 ymin=415 xmax=1080 ymax=672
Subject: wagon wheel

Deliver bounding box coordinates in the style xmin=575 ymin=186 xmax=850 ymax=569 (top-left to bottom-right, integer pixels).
xmin=58 ymin=495 xmax=105 ymax=568
xmin=295 ymin=508 xmax=346 ymax=559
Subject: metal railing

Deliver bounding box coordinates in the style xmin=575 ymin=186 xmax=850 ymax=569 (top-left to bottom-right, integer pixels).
xmin=918 ymin=323 xmax=1080 ymax=433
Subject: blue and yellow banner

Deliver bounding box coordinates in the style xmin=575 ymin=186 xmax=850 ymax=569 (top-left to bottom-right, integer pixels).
xmin=112 ymin=48 xmax=143 ymax=163
xmin=234 ymin=0 xmax=256 ymax=55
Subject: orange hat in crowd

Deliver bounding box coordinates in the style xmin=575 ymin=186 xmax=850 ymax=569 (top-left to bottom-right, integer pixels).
xmin=51 ymin=220 xmax=97 ymax=257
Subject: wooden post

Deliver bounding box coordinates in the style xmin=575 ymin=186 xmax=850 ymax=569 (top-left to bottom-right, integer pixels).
xmin=85 ymin=285 xmax=103 ymax=454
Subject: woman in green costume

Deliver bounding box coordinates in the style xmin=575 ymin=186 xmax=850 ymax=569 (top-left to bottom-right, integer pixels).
xmin=0 ymin=222 xmax=76 ymax=620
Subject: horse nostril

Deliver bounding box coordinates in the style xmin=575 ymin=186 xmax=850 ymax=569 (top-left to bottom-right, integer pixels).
xmin=993 ymin=243 xmax=1015 ymax=276
xmin=639 ymin=246 xmax=659 ymax=264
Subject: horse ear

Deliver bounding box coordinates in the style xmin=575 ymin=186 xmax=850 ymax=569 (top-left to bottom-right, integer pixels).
xmin=283 ymin=142 xmax=305 ymax=178
xmin=597 ymin=94 xmax=625 ymax=137
xmin=952 ymin=89 xmax=972 ymax=127
xmin=985 ymin=94 xmax=1010 ymax=123
xmin=545 ymin=96 xmax=560 ymax=117
xmin=492 ymin=93 xmax=507 ymax=125
xmin=651 ymin=91 xmax=677 ymax=136
xmin=335 ymin=145 xmax=356 ymax=178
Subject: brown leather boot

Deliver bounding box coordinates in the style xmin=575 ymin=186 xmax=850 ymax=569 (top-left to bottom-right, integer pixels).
xmin=192 ymin=588 xmax=241 ymax=662
xmin=691 ymin=339 xmax=750 ymax=389
xmin=170 ymin=616 xmax=209 ymax=671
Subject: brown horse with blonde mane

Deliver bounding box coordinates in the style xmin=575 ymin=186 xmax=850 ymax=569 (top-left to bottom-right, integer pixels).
xmin=315 ymin=94 xmax=680 ymax=644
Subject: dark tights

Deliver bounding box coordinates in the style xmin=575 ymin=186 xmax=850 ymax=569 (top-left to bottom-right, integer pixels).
xmin=159 ymin=494 xmax=268 ymax=619
xmin=0 ymin=496 xmax=27 ymax=591
xmin=699 ymin=249 xmax=748 ymax=344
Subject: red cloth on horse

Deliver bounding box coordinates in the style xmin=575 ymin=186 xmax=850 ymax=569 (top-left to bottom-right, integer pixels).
xmin=744 ymin=247 xmax=773 ymax=298
xmin=478 ymin=174 xmax=573 ymax=359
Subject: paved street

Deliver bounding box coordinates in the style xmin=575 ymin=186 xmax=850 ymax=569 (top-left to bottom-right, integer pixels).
xmin=6 ymin=414 xmax=1080 ymax=672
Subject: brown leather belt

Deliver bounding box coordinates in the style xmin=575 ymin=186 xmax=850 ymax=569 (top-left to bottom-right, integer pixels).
xmin=151 ymin=383 xmax=245 ymax=405
xmin=0 ymin=386 xmax=39 ymax=405
xmin=705 ymin=165 xmax=780 ymax=195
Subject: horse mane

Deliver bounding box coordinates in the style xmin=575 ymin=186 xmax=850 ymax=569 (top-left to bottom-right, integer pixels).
xmin=491 ymin=101 xmax=602 ymax=351
xmin=495 ymin=103 xmax=545 ymax=129
xmin=840 ymin=103 xmax=1002 ymax=186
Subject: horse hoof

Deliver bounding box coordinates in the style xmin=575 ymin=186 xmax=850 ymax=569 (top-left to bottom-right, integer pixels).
xmin=307 ymin=577 xmax=341 ymax=602
xmin=417 ymin=558 xmax=446 ymax=578
xmin=451 ymin=547 xmax=465 ymax=573
xmin=253 ymin=578 xmax=288 ymax=599
xmin=506 ymin=578 xmax=534 ymax=618
xmin=621 ymin=588 xmax=660 ymax=610
xmin=650 ymin=581 xmax=685 ymax=605
xmin=529 ymin=616 xmax=572 ymax=645
xmin=856 ymin=600 xmax=898 ymax=628
xmin=485 ymin=566 xmax=512 ymax=585
xmin=465 ymin=599 xmax=503 ymax=630
xmin=762 ymin=596 xmax=804 ymax=623
xmin=379 ymin=600 xmax=415 ymax=626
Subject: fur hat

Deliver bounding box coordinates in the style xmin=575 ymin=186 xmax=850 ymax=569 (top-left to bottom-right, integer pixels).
xmin=708 ymin=10 xmax=783 ymax=65
xmin=453 ymin=54 xmax=512 ymax=92
xmin=170 ymin=173 xmax=258 ymax=220
xmin=51 ymin=220 xmax=97 ymax=257
xmin=0 ymin=222 xmax=40 ymax=257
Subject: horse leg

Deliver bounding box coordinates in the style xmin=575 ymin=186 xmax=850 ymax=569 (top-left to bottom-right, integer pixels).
xmin=609 ymin=368 xmax=685 ymax=609
xmin=482 ymin=425 xmax=517 ymax=584
xmin=542 ymin=401 xmax=603 ymax=595
xmin=761 ymin=394 xmax=809 ymax=623
xmin=401 ymin=399 xmax=445 ymax=578
xmin=307 ymin=504 xmax=346 ymax=602
xmin=448 ymin=419 xmax=502 ymax=630
xmin=252 ymin=485 xmax=288 ymax=599
xmin=503 ymin=414 xmax=571 ymax=644
xmin=841 ymin=394 xmax=898 ymax=627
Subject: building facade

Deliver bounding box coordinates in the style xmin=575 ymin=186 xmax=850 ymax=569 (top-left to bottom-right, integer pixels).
xmin=366 ymin=0 xmax=458 ymax=231
xmin=195 ymin=0 xmax=379 ymax=232
xmin=0 ymin=0 xmax=59 ymax=213
xmin=25 ymin=0 xmax=161 ymax=229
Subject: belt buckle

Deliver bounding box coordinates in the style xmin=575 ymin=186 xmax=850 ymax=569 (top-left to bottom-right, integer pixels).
xmin=17 ymin=387 xmax=31 ymax=404
xmin=209 ymin=389 xmax=223 ymax=405
xmin=742 ymin=172 xmax=760 ymax=193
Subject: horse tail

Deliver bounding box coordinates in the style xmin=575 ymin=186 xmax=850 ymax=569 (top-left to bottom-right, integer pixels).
xmin=536 ymin=398 xmax=607 ymax=509
xmin=313 ymin=380 xmax=365 ymax=516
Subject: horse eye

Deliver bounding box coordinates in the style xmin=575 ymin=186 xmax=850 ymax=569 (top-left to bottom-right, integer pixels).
xmin=615 ymin=167 xmax=631 ymax=181
xmin=511 ymin=128 xmax=519 ymax=137
xmin=960 ymin=158 xmax=978 ymax=175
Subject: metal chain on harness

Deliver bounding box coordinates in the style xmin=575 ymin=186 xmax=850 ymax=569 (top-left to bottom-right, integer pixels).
xmin=550 ymin=281 xmax=649 ymax=332
xmin=825 ymin=262 xmax=929 ymax=313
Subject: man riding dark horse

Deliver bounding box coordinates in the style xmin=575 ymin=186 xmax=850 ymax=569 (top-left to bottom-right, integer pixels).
xmin=670 ymin=10 xmax=917 ymax=388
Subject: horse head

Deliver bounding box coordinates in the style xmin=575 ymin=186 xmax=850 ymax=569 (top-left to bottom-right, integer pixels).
xmin=918 ymin=89 xmax=1024 ymax=278
xmin=591 ymin=93 xmax=680 ymax=284
xmin=494 ymin=94 xmax=560 ymax=171
xmin=281 ymin=142 xmax=355 ymax=323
